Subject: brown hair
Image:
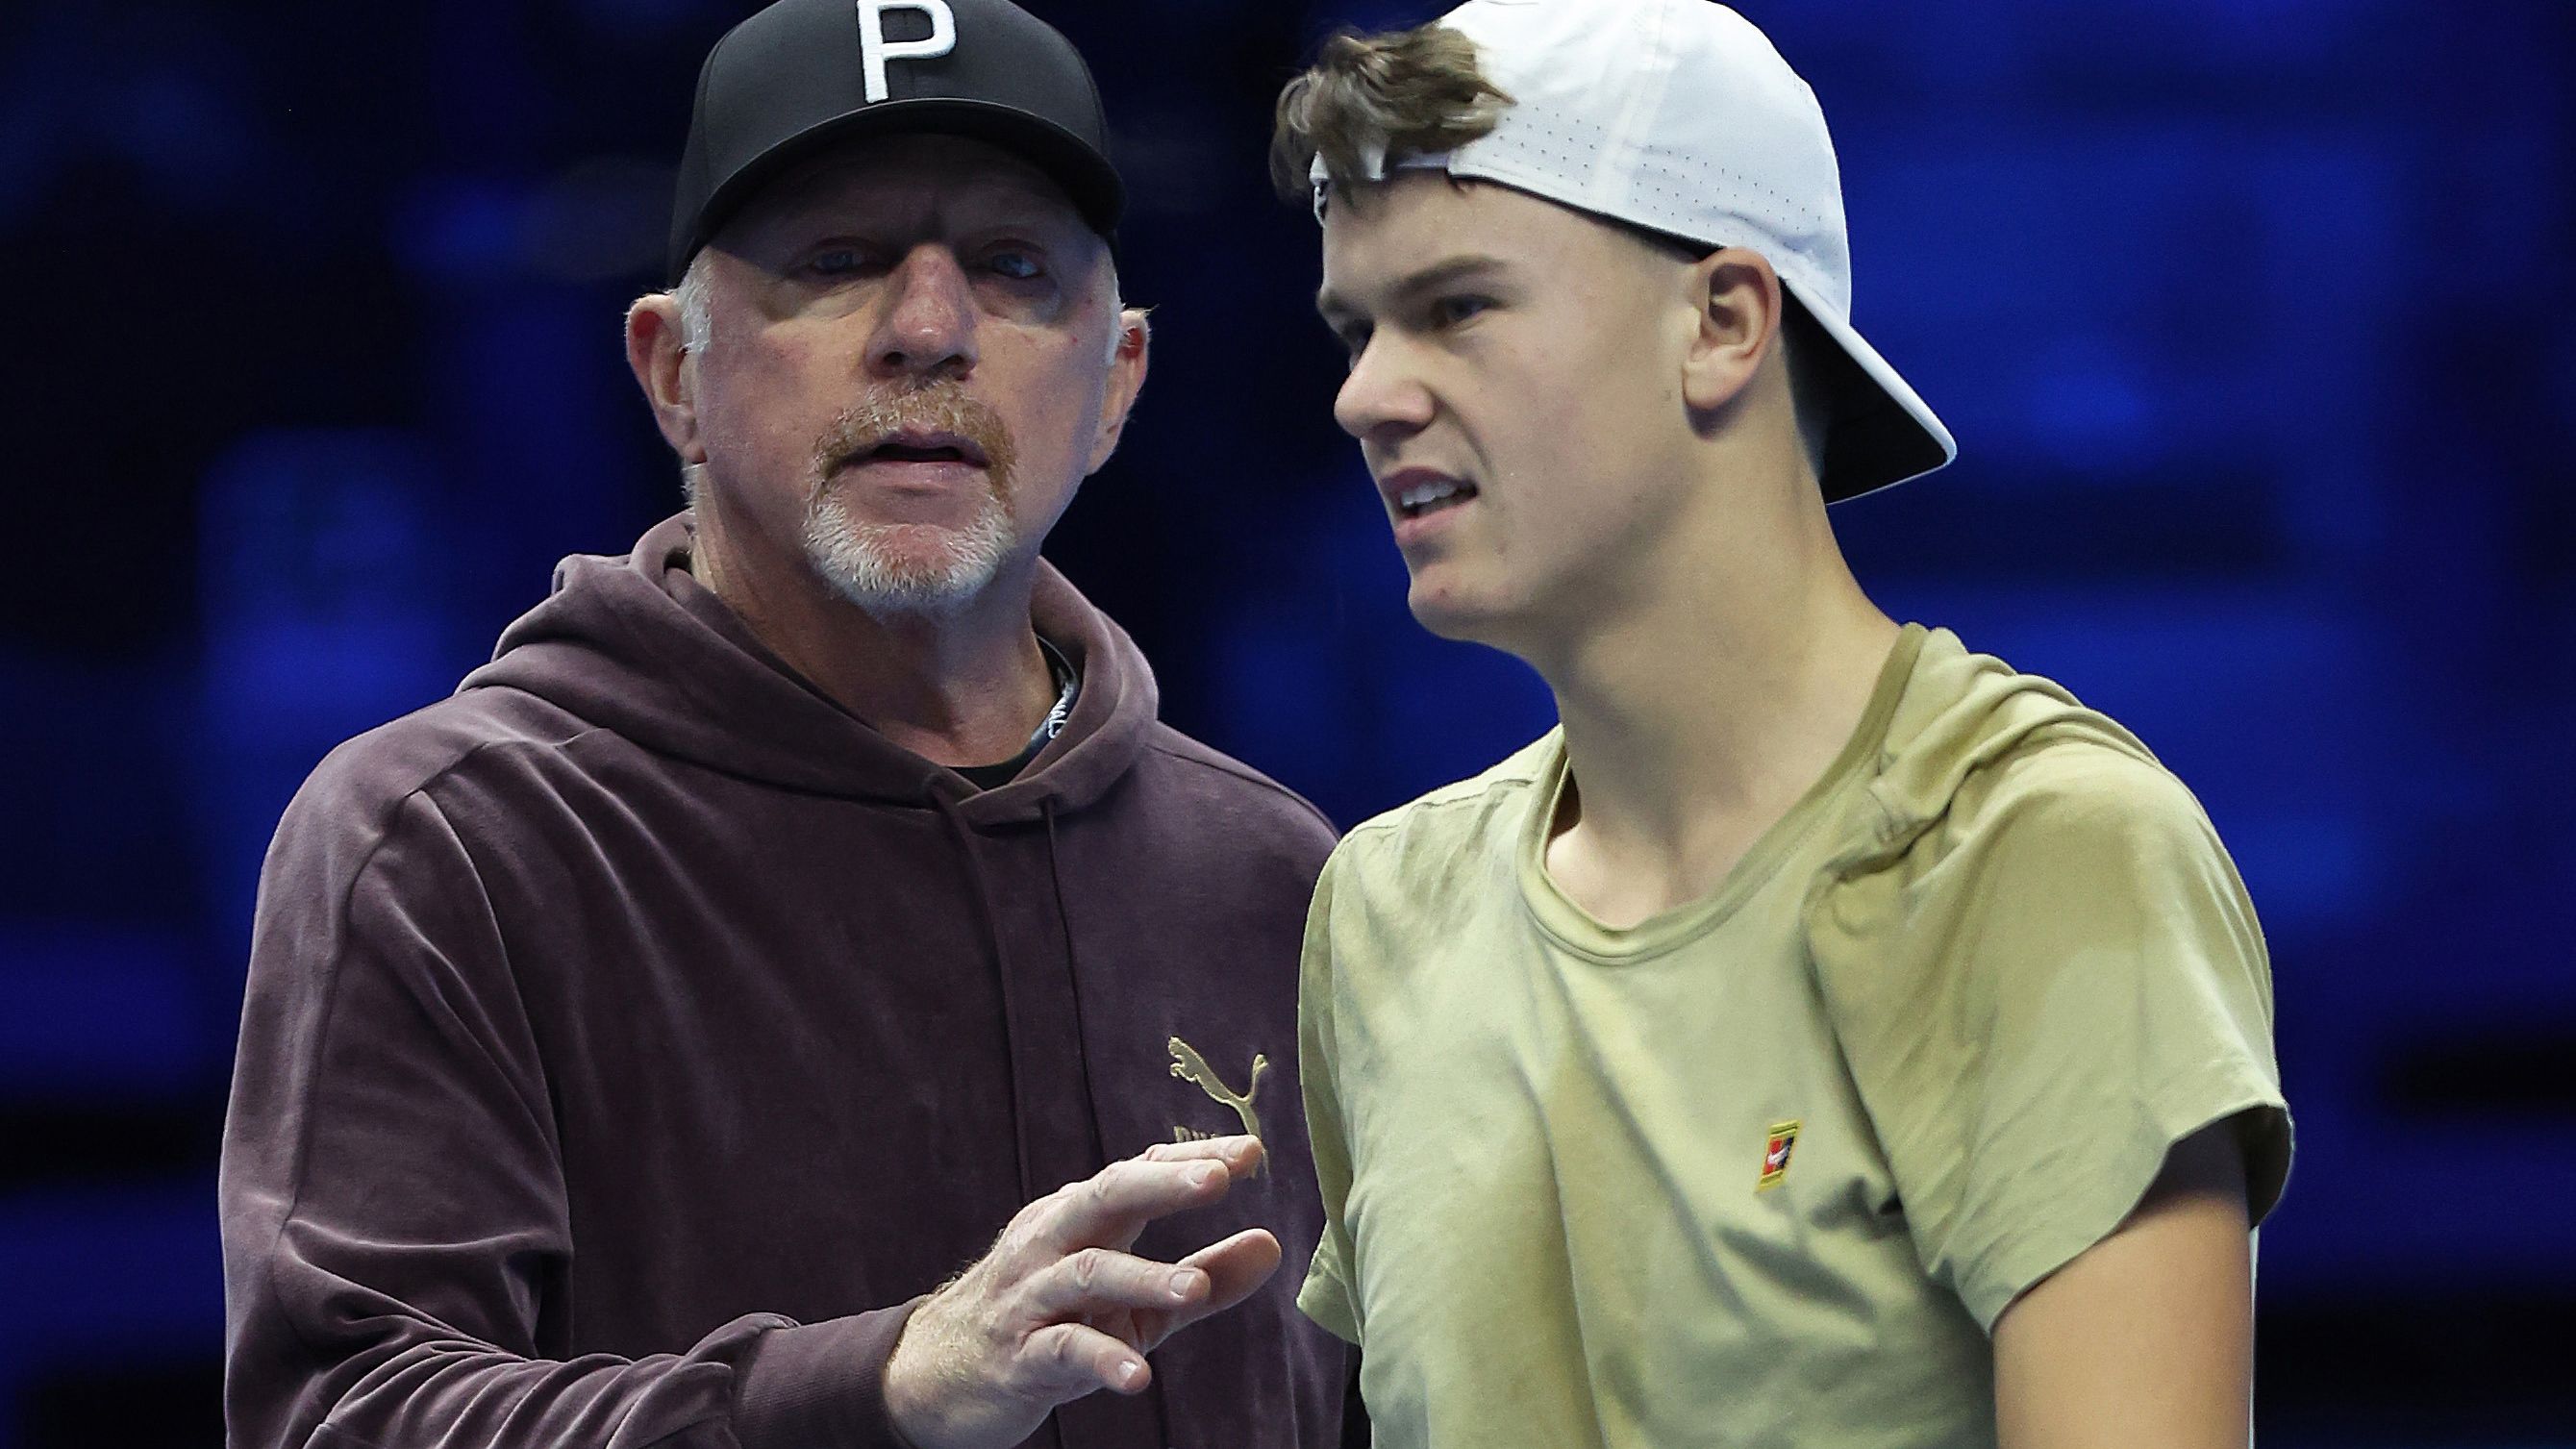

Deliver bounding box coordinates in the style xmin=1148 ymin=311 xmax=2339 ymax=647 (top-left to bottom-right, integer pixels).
xmin=1270 ymin=24 xmax=1511 ymax=205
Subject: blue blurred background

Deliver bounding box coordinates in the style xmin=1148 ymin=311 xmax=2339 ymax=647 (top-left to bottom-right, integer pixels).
xmin=4 ymin=0 xmax=2571 ymax=1443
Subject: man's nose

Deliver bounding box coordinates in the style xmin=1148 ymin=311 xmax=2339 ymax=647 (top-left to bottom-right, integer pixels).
xmin=868 ymin=246 xmax=979 ymax=381
xmin=1333 ymin=336 xmax=1434 ymax=442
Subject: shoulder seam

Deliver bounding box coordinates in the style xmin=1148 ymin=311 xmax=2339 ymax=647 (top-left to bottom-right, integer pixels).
xmin=1343 ymin=772 xmax=1539 ymax=842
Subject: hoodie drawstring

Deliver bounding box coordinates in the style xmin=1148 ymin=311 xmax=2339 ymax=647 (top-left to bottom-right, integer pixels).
xmin=1041 ymin=798 xmax=1176 ymax=1449
xmin=934 ymin=793 xmax=1035 ymax=1206
xmin=1041 ymin=799 xmax=1111 ymax=1169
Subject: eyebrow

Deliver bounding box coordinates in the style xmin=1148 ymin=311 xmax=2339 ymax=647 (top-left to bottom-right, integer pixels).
xmin=1316 ymin=254 xmax=1513 ymax=324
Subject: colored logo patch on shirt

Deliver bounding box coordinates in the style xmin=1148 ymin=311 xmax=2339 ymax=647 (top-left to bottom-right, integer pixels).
xmin=1757 ymin=1120 xmax=1802 ymax=1191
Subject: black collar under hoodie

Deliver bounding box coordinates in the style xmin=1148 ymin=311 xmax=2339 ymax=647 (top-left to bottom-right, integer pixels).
xmin=219 ymin=512 xmax=1352 ymax=1449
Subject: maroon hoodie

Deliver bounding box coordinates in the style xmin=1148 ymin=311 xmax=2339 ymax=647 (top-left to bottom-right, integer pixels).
xmin=219 ymin=514 xmax=1351 ymax=1449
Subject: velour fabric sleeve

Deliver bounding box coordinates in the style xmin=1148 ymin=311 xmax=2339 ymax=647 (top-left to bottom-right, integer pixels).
xmin=1293 ymin=851 xmax=1364 ymax=1348
xmin=1804 ymin=746 xmax=2292 ymax=1332
xmin=220 ymin=784 xmax=920 ymax=1449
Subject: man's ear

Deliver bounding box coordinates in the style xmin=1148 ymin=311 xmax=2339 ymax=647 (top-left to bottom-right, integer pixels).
xmin=626 ymin=293 xmax=706 ymax=465
xmin=1680 ymin=248 xmax=1785 ymax=416
xmin=1086 ymin=307 xmax=1153 ymax=474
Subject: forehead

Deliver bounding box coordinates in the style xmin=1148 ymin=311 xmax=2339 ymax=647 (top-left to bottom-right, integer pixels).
xmin=1321 ymin=175 xmax=1632 ymax=287
xmin=730 ymin=133 xmax=1086 ymax=237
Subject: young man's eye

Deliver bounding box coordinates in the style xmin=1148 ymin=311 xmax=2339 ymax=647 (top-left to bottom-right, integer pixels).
xmin=1338 ymin=325 xmax=1374 ymax=367
xmin=1431 ymin=295 xmax=1491 ymax=327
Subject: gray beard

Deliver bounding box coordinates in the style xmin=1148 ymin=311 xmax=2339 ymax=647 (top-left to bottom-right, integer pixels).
xmin=801 ymin=482 xmax=1017 ymax=620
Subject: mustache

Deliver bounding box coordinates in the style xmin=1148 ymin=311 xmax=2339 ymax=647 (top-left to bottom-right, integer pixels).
xmin=812 ymin=384 xmax=1017 ymax=494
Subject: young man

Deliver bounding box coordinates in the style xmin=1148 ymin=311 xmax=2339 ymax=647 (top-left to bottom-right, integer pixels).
xmin=1271 ymin=2 xmax=2291 ymax=1444
xmin=218 ymin=2 xmax=1357 ymax=1447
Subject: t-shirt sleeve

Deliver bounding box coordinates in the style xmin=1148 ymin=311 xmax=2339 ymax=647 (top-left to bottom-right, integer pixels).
xmin=1294 ymin=849 xmax=1364 ymax=1347
xmin=1805 ymin=745 xmax=2292 ymax=1331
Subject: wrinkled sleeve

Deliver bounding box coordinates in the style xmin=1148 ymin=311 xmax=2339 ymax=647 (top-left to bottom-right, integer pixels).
xmin=1293 ymin=850 xmax=1363 ymax=1347
xmin=1806 ymin=747 xmax=2292 ymax=1331
xmin=220 ymin=777 xmax=918 ymax=1449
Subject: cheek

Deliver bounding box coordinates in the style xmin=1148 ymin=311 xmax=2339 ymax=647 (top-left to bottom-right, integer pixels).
xmin=1463 ymin=350 xmax=1643 ymax=500
xmin=1484 ymin=351 xmax=1685 ymax=557
xmin=700 ymin=340 xmax=861 ymax=463
xmin=698 ymin=340 xmax=818 ymax=427
xmin=990 ymin=335 xmax=1111 ymax=457
xmin=1549 ymin=333 xmax=1682 ymax=469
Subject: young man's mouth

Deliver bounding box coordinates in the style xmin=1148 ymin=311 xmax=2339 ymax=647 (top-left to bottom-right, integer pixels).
xmin=1384 ymin=468 xmax=1480 ymax=520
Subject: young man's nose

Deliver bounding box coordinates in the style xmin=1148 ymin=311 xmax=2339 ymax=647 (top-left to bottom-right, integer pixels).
xmin=1334 ymin=336 xmax=1435 ymax=441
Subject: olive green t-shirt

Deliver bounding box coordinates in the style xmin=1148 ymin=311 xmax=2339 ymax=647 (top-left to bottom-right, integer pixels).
xmin=1296 ymin=626 xmax=2291 ymax=1448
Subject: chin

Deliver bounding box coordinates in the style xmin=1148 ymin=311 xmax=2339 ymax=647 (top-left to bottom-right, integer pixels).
xmin=804 ymin=507 xmax=1017 ymax=618
xmin=1405 ymin=578 xmax=1517 ymax=648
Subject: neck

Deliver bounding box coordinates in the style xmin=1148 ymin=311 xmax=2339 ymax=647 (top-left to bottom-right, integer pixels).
xmin=691 ymin=501 xmax=1058 ymax=770
xmin=1532 ymin=462 xmax=1898 ymax=899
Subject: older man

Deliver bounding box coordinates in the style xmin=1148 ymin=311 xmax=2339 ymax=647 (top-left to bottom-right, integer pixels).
xmin=218 ymin=2 xmax=1352 ymax=1446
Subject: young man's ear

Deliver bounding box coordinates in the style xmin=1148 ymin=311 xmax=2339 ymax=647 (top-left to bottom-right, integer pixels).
xmin=1680 ymin=247 xmax=1786 ymax=415
xmin=1087 ymin=307 xmax=1153 ymax=474
xmin=627 ymin=293 xmax=707 ymax=466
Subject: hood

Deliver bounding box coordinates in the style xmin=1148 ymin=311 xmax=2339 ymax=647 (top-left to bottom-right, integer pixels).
xmin=460 ymin=512 xmax=1161 ymax=824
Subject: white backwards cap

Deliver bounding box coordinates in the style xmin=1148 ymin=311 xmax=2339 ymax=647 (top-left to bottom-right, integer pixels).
xmin=1312 ymin=0 xmax=1955 ymax=501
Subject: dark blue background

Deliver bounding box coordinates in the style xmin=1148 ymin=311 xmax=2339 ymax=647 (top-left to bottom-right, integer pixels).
xmin=5 ymin=0 xmax=2571 ymax=1443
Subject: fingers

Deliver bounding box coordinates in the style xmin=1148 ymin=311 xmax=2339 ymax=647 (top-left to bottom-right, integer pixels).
xmin=1138 ymin=1134 xmax=1266 ymax=1175
xmin=1040 ymin=1141 xmax=1262 ymax=1252
xmin=1019 ymin=1246 xmax=1212 ymax=1324
xmin=1159 ymin=1228 xmax=1283 ymax=1335
xmin=1019 ymin=1321 xmax=1155 ymax=1400
xmin=884 ymin=1141 xmax=1278 ymax=1449
xmin=1185 ymin=1227 xmax=1284 ymax=1304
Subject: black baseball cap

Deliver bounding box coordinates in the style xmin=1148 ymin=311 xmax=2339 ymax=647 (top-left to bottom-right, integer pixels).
xmin=667 ymin=0 xmax=1124 ymax=285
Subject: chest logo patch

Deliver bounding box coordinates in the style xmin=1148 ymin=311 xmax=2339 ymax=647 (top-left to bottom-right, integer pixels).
xmin=1168 ymin=1037 xmax=1268 ymax=1164
xmin=1758 ymin=1119 xmax=1802 ymax=1192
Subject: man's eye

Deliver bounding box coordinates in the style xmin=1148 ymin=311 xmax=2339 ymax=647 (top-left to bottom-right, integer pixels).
xmin=1338 ymin=325 xmax=1373 ymax=364
xmin=1431 ymin=294 xmax=1491 ymax=327
xmin=808 ymin=248 xmax=876 ymax=277
xmin=988 ymin=250 xmax=1044 ymax=281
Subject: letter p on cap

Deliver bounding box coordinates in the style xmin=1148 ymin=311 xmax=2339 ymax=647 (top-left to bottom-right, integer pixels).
xmin=859 ymin=0 xmax=957 ymax=103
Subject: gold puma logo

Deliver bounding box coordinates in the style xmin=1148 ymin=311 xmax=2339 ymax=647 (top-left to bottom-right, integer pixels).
xmin=1167 ymin=1037 xmax=1268 ymax=1167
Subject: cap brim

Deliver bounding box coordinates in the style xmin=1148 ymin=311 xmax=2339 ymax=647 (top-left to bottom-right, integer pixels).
xmin=1777 ymin=278 xmax=1956 ymax=504
xmin=671 ymin=98 xmax=1123 ymax=285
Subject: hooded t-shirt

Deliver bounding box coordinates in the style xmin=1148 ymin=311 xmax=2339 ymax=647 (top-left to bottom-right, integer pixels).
xmin=219 ymin=513 xmax=1351 ymax=1449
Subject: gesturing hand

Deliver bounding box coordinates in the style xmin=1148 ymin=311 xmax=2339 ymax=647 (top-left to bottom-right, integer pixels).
xmin=882 ymin=1135 xmax=1282 ymax=1449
